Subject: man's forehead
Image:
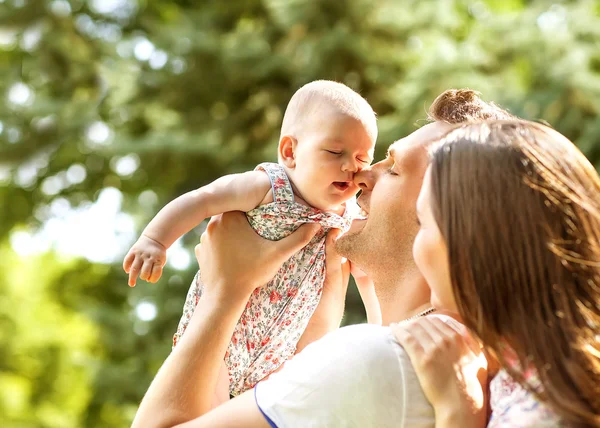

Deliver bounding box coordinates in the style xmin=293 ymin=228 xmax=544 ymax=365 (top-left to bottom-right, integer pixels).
xmin=388 ymin=122 xmax=453 ymax=158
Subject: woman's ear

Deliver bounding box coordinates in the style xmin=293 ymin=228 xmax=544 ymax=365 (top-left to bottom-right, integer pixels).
xmin=278 ymin=135 xmax=297 ymax=168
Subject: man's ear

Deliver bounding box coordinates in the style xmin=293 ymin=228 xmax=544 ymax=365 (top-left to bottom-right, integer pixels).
xmin=278 ymin=135 xmax=297 ymax=168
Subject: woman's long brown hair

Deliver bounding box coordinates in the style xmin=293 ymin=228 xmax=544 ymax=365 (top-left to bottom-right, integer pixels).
xmin=429 ymin=121 xmax=600 ymax=427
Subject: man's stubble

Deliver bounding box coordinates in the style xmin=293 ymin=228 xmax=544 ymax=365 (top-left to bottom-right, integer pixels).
xmin=335 ymin=211 xmax=419 ymax=284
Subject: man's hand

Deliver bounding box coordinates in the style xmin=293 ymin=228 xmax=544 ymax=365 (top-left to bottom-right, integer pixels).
xmin=349 ymin=262 xmax=368 ymax=281
xmin=123 ymin=235 xmax=167 ymax=287
xmin=391 ymin=315 xmax=487 ymax=428
xmin=196 ymin=211 xmax=321 ymax=303
xmin=132 ymin=212 xmax=320 ymax=428
xmin=349 ymin=262 xmax=381 ymax=324
xmin=296 ymin=229 xmax=349 ymax=353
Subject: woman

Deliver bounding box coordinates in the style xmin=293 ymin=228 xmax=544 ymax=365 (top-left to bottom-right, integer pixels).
xmin=394 ymin=121 xmax=600 ymax=427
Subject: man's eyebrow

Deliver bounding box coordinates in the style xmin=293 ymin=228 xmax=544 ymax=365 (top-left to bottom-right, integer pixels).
xmin=386 ymin=147 xmax=397 ymax=158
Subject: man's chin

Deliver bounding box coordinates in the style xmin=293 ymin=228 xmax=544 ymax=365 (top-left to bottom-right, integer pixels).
xmin=335 ymin=220 xmax=367 ymax=259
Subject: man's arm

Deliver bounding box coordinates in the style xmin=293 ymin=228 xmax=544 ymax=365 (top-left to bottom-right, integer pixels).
xmin=132 ymin=212 xmax=319 ymax=427
xmin=133 ymin=290 xmax=249 ymax=427
xmin=353 ymin=266 xmax=382 ymax=325
xmin=174 ymin=391 xmax=269 ymax=428
xmin=296 ymin=229 xmax=350 ymax=353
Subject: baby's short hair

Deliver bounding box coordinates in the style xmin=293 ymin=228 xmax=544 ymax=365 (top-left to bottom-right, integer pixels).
xmin=428 ymin=89 xmax=516 ymax=124
xmin=281 ymin=80 xmax=377 ymax=142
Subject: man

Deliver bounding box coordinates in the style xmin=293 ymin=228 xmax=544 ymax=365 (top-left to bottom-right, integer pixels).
xmin=133 ymin=89 xmax=515 ymax=427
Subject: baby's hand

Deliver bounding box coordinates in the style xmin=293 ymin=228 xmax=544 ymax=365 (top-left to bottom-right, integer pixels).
xmin=123 ymin=235 xmax=167 ymax=287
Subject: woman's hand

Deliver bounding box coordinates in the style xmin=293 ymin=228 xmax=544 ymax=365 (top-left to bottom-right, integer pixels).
xmin=196 ymin=211 xmax=320 ymax=303
xmin=391 ymin=315 xmax=488 ymax=428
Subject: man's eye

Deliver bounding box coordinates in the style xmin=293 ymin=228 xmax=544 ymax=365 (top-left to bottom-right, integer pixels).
xmin=387 ymin=168 xmax=398 ymax=176
xmin=357 ymin=157 xmax=370 ymax=163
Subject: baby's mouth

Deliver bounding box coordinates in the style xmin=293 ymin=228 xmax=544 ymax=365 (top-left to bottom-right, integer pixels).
xmin=333 ymin=181 xmax=350 ymax=191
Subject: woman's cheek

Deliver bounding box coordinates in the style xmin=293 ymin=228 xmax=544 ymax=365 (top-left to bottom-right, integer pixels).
xmin=414 ymin=231 xmax=441 ymax=295
xmin=412 ymin=231 xmax=428 ymax=275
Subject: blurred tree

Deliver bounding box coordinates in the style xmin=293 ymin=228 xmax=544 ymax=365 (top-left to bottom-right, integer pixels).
xmin=1 ymin=0 xmax=599 ymax=426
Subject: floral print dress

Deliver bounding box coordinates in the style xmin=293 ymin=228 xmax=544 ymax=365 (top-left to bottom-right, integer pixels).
xmin=489 ymin=351 xmax=564 ymax=427
xmin=172 ymin=162 xmax=358 ymax=396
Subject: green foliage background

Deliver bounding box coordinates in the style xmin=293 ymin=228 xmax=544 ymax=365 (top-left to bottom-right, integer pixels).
xmin=1 ymin=0 xmax=599 ymax=426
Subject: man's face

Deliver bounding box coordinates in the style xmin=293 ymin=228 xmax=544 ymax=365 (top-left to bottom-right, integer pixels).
xmin=335 ymin=122 xmax=453 ymax=279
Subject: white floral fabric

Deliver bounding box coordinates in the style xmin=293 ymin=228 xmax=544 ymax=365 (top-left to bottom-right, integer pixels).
xmin=489 ymin=354 xmax=564 ymax=427
xmin=172 ymin=162 xmax=357 ymax=396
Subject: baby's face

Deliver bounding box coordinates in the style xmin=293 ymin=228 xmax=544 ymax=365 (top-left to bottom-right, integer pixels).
xmin=290 ymin=111 xmax=375 ymax=211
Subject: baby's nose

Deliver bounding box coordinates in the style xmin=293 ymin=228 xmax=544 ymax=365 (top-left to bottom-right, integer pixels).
xmin=342 ymin=158 xmax=360 ymax=173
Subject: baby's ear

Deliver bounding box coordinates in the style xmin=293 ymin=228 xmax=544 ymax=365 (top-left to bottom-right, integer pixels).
xmin=278 ymin=135 xmax=297 ymax=168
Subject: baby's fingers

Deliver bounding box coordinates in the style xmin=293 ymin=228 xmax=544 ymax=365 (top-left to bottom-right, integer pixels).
xmin=140 ymin=260 xmax=153 ymax=282
xmin=128 ymin=258 xmax=143 ymax=287
xmin=123 ymin=251 xmax=135 ymax=273
xmin=149 ymin=264 xmax=163 ymax=283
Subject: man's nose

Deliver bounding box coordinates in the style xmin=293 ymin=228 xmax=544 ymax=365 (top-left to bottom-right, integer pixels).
xmin=354 ymin=166 xmax=374 ymax=191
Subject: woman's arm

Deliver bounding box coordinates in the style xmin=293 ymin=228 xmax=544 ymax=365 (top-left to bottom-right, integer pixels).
xmin=132 ymin=212 xmax=319 ymax=428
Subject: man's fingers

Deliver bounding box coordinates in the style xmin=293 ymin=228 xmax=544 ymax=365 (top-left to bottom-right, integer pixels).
xmin=326 ymin=228 xmax=341 ymax=247
xmin=123 ymin=252 xmax=135 ymax=273
xmin=272 ymin=223 xmax=320 ymax=259
xmin=325 ymin=229 xmax=343 ymax=263
xmin=128 ymin=259 xmax=143 ymax=287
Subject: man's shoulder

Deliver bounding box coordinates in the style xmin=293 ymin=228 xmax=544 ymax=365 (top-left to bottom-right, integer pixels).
xmin=256 ymin=323 xmax=435 ymax=428
xmin=314 ymin=324 xmax=395 ymax=353
xmin=296 ymin=324 xmax=406 ymax=374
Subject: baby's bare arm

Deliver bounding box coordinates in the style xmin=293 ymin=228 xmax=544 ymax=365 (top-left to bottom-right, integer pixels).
xmin=123 ymin=171 xmax=271 ymax=286
xmin=143 ymin=171 xmax=271 ymax=248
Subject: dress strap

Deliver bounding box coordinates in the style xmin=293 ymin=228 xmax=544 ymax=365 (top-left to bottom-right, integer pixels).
xmin=254 ymin=162 xmax=295 ymax=204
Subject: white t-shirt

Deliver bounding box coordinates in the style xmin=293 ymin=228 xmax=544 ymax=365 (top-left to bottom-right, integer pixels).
xmin=254 ymin=323 xmax=435 ymax=428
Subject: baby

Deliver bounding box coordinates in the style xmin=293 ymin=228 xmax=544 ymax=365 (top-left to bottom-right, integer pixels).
xmin=123 ymin=80 xmax=379 ymax=399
